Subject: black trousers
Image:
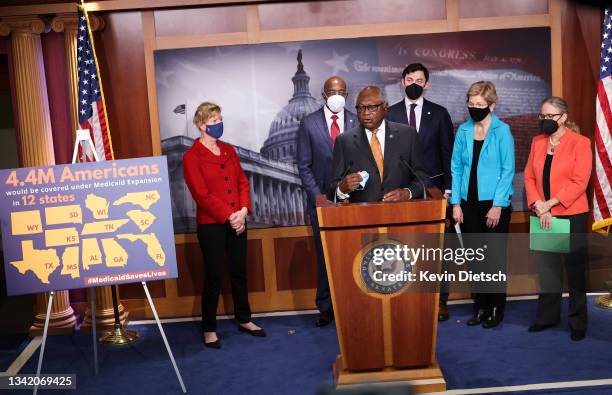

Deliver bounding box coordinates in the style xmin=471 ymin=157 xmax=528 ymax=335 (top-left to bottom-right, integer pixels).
xmin=534 ymin=213 xmax=588 ymax=331
xmin=309 ymin=208 xmax=332 ymax=314
xmin=197 ymin=223 xmax=251 ymax=332
xmin=461 ymin=200 xmax=511 ymax=313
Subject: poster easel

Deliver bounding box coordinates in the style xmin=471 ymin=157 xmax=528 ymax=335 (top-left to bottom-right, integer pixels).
xmin=32 ymin=130 xmax=186 ymax=394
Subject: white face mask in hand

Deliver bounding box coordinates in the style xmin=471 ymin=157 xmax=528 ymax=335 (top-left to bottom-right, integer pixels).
xmin=326 ymin=94 xmax=346 ymax=113
xmin=356 ymin=171 xmax=369 ymax=190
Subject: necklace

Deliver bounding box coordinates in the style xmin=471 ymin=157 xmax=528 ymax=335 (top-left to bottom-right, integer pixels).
xmin=549 ymin=136 xmax=560 ymax=153
xmin=200 ymin=137 xmax=218 ymax=151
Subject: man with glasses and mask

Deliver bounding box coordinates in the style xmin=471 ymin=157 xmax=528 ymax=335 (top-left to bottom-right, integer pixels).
xmin=328 ymin=85 xmax=428 ymax=204
xmin=297 ymin=76 xmax=358 ymax=327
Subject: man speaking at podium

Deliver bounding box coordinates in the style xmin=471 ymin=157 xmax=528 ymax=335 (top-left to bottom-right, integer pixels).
xmin=328 ymin=86 xmax=429 ymax=203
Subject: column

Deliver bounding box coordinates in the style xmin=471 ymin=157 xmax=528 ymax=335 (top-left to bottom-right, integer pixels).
xmin=81 ymin=285 xmax=128 ymax=331
xmin=0 ymin=16 xmax=77 ymax=336
xmin=289 ymin=184 xmax=300 ymax=225
xmin=277 ymin=180 xmax=285 ymax=224
xmin=259 ymin=175 xmax=266 ymax=218
xmin=291 ymin=184 xmax=298 ymax=224
xmin=286 ymin=183 xmax=293 ymax=223
xmin=298 ymin=189 xmax=306 ymax=224
xmin=270 ymin=179 xmax=278 ymax=224
xmin=283 ymin=182 xmax=289 ymax=224
xmin=293 ymin=188 xmax=302 ymax=225
xmin=285 ymin=182 xmax=293 ymax=224
xmin=247 ymin=172 xmax=257 ymax=222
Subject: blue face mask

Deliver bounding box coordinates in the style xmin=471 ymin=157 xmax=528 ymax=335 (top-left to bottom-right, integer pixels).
xmin=206 ymin=122 xmax=224 ymax=139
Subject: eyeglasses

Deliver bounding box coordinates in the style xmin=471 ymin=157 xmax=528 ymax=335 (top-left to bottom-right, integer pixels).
xmin=355 ymin=103 xmax=385 ymax=113
xmin=467 ymin=103 xmax=489 ymax=109
xmin=325 ymin=90 xmax=347 ymax=96
xmin=538 ymin=113 xmax=564 ymax=120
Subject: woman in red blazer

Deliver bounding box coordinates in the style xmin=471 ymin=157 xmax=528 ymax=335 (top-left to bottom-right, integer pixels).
xmin=524 ymin=96 xmax=592 ymax=341
xmin=183 ymin=102 xmax=265 ymax=349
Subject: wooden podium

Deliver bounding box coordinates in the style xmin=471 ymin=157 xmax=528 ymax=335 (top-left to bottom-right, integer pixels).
xmin=316 ymin=197 xmax=447 ymax=393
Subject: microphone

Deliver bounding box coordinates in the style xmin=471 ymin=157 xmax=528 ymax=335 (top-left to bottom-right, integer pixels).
xmin=399 ymin=155 xmax=427 ymax=200
xmin=334 ymin=160 xmax=354 ymax=204
xmin=428 ymin=172 xmax=444 ymax=180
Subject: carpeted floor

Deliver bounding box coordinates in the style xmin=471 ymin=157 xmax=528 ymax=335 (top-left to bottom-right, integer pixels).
xmin=3 ymin=297 xmax=612 ymax=395
xmin=0 ymin=333 xmax=29 ymax=372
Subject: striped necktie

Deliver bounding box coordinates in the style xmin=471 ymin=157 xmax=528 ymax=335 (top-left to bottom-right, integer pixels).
xmin=370 ymin=129 xmax=383 ymax=181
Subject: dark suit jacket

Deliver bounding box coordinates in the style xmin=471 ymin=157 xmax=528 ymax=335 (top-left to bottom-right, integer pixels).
xmin=386 ymin=98 xmax=454 ymax=191
xmin=297 ymin=107 xmax=358 ymax=207
xmin=327 ymin=121 xmax=429 ymax=203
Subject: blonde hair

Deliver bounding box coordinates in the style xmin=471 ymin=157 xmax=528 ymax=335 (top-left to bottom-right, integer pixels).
xmin=193 ymin=101 xmax=221 ymax=127
xmin=541 ymin=96 xmax=581 ymax=133
xmin=466 ymin=81 xmax=498 ymax=105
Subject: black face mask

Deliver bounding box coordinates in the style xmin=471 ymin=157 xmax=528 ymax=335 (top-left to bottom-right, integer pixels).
xmin=468 ymin=106 xmax=490 ymax=123
xmin=405 ymin=83 xmax=424 ymax=100
xmin=540 ymin=119 xmax=559 ymax=135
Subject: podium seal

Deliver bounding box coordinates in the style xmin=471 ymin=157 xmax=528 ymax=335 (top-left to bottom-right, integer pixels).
xmin=356 ymin=240 xmax=413 ymax=296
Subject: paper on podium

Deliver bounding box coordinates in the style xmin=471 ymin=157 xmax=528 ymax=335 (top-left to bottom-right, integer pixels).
xmin=529 ymin=216 xmax=571 ymax=253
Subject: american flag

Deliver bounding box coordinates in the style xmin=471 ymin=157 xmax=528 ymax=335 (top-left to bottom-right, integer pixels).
xmin=594 ymin=7 xmax=612 ymax=233
xmin=77 ymin=6 xmax=114 ymax=162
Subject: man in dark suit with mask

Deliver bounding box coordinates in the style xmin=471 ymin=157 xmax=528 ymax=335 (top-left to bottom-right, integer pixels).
xmin=387 ymin=63 xmax=454 ymax=196
xmin=387 ymin=63 xmax=455 ymax=321
xmin=297 ymin=76 xmax=358 ymax=327
xmin=328 ymin=86 xmax=428 ymax=204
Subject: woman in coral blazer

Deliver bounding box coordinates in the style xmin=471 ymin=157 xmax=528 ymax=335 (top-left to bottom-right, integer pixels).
xmin=183 ymin=101 xmax=266 ymax=349
xmin=524 ymin=96 xmax=592 ymax=341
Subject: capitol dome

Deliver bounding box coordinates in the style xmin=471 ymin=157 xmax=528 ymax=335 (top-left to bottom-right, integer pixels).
xmin=260 ymin=50 xmax=320 ymax=163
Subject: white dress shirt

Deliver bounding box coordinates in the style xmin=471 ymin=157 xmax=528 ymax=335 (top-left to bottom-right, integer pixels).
xmin=323 ymin=105 xmax=345 ymax=135
xmin=336 ymin=122 xmax=386 ymax=200
xmin=404 ymin=96 xmax=424 ymax=132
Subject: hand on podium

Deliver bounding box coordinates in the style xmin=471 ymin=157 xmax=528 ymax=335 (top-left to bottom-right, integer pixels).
xmin=382 ymin=188 xmax=412 ymax=202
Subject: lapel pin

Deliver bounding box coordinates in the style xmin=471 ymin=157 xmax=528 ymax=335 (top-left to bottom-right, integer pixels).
xmin=427 ymin=111 xmax=431 ymax=115
xmin=389 ymin=134 xmax=394 ymax=138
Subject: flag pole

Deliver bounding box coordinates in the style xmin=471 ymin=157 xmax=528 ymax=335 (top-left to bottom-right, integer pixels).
xmin=79 ymin=0 xmax=115 ymax=160
xmin=78 ymin=0 xmax=138 ymax=344
xmin=593 ymin=5 xmax=612 ymax=310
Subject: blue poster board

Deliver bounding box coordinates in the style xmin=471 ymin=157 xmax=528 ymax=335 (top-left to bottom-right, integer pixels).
xmin=0 ymin=156 xmax=178 ymax=296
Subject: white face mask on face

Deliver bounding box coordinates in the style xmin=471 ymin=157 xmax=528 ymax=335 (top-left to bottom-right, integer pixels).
xmin=326 ymin=94 xmax=346 ymax=113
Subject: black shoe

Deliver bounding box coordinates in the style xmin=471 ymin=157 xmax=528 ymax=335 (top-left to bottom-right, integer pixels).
xmin=203 ymin=339 xmax=221 ymax=349
xmin=438 ymin=301 xmax=449 ymax=322
xmin=570 ymin=329 xmax=586 ymax=341
xmin=467 ymin=309 xmax=489 ymax=326
xmin=315 ymin=311 xmax=334 ymax=327
xmin=482 ymin=308 xmax=504 ymax=328
xmin=528 ymin=322 xmax=559 ymax=332
xmin=239 ymin=325 xmax=267 ymax=337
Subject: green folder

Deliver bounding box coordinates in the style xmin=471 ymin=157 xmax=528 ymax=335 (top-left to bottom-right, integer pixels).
xmin=529 ymin=216 xmax=571 ymax=253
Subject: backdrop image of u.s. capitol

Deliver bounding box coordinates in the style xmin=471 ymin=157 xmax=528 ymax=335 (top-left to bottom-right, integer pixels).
xmin=154 ymin=28 xmax=551 ymax=233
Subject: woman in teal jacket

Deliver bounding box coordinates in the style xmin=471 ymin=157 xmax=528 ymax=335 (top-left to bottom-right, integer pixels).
xmin=450 ymin=81 xmax=515 ymax=329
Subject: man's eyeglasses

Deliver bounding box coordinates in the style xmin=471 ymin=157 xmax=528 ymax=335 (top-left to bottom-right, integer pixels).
xmin=324 ymin=90 xmax=347 ymax=96
xmin=538 ymin=113 xmax=564 ymax=120
xmin=355 ymin=103 xmax=385 ymax=113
